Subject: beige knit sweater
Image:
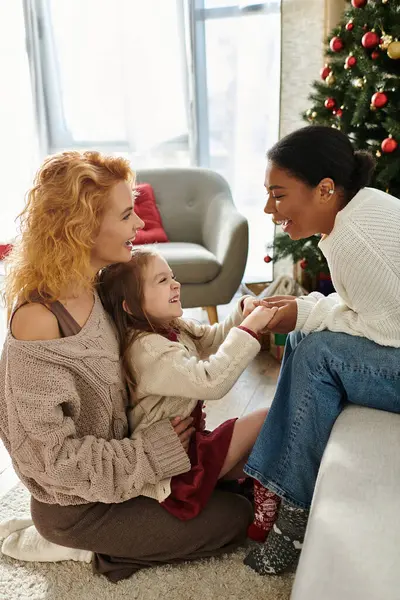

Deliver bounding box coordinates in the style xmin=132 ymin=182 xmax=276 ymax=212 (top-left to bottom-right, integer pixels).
xmin=129 ymin=298 xmax=261 ymax=502
xmin=0 ymin=293 xmax=191 ymax=505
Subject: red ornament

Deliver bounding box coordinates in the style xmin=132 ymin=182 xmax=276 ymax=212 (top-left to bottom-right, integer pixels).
xmin=300 ymin=259 xmax=308 ymax=270
xmin=371 ymin=51 xmax=380 ymax=60
xmin=345 ymin=55 xmax=357 ymax=68
xmin=362 ymin=31 xmax=380 ymax=49
xmin=264 ymin=255 xmax=272 ymax=264
xmin=346 ymin=21 xmax=354 ymax=31
xmin=351 ymin=0 xmax=367 ymax=6
xmin=324 ymin=97 xmax=336 ymax=110
xmin=336 ymin=108 xmax=343 ymax=118
xmin=371 ymin=92 xmax=388 ymax=108
xmin=381 ymin=137 xmax=398 ymax=153
xmin=320 ymin=65 xmax=332 ymax=80
xmin=330 ymin=36 xmax=344 ymax=53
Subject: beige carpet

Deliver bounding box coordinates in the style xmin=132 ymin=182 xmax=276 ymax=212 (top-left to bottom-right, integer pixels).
xmin=0 ymin=483 xmax=294 ymax=600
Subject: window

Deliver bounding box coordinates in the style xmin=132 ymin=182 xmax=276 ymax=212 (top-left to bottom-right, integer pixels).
xmin=0 ymin=1 xmax=38 ymax=242
xmin=28 ymin=0 xmax=281 ymax=281
xmin=36 ymin=0 xmax=191 ymax=167
xmin=192 ymin=1 xmax=280 ymax=280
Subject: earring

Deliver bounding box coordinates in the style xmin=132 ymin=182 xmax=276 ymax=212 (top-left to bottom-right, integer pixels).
xmin=328 ymin=189 xmax=335 ymax=195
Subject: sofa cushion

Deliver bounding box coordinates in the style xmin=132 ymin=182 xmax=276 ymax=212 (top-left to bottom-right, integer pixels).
xmin=133 ymin=183 xmax=169 ymax=245
xmin=132 ymin=242 xmax=221 ymax=284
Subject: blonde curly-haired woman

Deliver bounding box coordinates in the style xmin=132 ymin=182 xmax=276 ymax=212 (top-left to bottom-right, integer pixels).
xmin=0 ymin=152 xmax=253 ymax=582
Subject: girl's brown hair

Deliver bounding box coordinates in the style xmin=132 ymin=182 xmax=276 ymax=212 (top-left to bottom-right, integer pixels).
xmin=3 ymin=151 xmax=134 ymax=314
xmin=97 ymin=248 xmax=200 ymax=402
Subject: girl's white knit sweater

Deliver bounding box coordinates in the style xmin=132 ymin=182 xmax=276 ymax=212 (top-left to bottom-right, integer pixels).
xmin=128 ymin=297 xmax=261 ymax=501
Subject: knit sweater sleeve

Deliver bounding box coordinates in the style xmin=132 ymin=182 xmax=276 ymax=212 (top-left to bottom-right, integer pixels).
xmin=7 ymin=345 xmax=190 ymax=504
xmin=133 ymin=326 xmax=260 ymax=401
xmin=295 ymin=214 xmax=400 ymax=346
xmin=187 ymin=296 xmax=248 ymax=355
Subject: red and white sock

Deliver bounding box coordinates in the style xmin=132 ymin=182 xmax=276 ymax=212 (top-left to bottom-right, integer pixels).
xmin=247 ymin=479 xmax=281 ymax=542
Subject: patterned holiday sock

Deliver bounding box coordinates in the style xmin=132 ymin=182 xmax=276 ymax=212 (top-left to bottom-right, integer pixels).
xmin=244 ymin=501 xmax=309 ymax=575
xmin=247 ymin=480 xmax=281 ymax=542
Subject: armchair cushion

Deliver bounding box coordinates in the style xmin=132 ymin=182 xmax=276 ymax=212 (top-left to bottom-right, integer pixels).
xmin=132 ymin=242 xmax=221 ymax=284
xmin=133 ymin=183 xmax=169 ymax=245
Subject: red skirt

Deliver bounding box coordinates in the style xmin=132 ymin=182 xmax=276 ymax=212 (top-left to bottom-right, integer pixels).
xmin=161 ymin=401 xmax=237 ymax=520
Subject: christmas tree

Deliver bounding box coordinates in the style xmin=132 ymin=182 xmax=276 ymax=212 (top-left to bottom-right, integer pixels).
xmin=269 ymin=0 xmax=400 ymax=285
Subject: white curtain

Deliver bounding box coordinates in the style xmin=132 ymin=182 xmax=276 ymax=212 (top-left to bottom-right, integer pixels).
xmin=0 ymin=1 xmax=39 ymax=242
xmin=46 ymin=0 xmax=189 ymax=153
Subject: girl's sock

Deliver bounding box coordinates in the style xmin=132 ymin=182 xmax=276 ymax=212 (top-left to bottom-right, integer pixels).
xmin=244 ymin=501 xmax=309 ymax=575
xmin=247 ymin=480 xmax=280 ymax=542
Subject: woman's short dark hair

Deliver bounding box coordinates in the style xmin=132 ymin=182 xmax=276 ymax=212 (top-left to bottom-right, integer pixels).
xmin=267 ymin=125 xmax=376 ymax=203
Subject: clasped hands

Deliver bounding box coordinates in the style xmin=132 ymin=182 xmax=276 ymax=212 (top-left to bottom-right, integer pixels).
xmin=242 ymin=295 xmax=298 ymax=334
xmin=172 ymin=295 xmax=298 ymax=454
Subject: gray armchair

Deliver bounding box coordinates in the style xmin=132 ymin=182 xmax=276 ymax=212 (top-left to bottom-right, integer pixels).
xmin=134 ymin=168 xmax=248 ymax=323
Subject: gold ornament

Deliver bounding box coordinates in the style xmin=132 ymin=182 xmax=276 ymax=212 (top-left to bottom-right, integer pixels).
xmin=376 ymin=150 xmax=382 ymax=157
xmin=326 ymin=73 xmax=336 ymax=86
xmin=387 ymin=41 xmax=400 ymax=59
xmin=382 ymin=0 xmax=388 ymax=3
xmin=380 ymin=34 xmax=393 ymax=50
xmin=353 ymin=78 xmax=364 ymax=88
xmin=312 ymin=111 xmax=317 ymax=118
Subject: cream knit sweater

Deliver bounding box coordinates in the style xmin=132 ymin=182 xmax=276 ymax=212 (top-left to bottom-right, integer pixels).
xmin=129 ymin=298 xmax=261 ymax=502
xmin=0 ymin=293 xmax=191 ymax=505
xmin=296 ymin=187 xmax=400 ymax=347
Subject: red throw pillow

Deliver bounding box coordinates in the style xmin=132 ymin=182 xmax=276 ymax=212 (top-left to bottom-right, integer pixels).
xmin=133 ymin=183 xmax=168 ymax=245
xmin=0 ymin=244 xmax=13 ymax=260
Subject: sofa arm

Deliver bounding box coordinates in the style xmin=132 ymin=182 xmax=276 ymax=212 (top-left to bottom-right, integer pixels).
xmin=202 ymin=192 xmax=248 ymax=269
xmin=292 ymin=405 xmax=400 ymax=600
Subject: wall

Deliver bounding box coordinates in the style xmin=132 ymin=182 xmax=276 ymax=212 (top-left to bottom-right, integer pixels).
xmin=279 ymin=0 xmax=325 ymax=139
xmin=274 ymin=0 xmax=346 ymax=278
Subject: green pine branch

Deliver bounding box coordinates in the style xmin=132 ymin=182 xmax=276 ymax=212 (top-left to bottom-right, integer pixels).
xmin=302 ymin=0 xmax=400 ymax=198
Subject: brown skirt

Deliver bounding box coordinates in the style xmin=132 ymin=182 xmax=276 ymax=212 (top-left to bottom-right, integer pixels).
xmin=31 ymin=488 xmax=252 ymax=583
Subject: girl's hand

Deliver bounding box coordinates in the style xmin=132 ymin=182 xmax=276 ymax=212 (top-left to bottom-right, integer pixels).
xmin=242 ymin=297 xmax=260 ymax=318
xmin=241 ymin=305 xmax=278 ymax=334
xmin=171 ymin=416 xmax=195 ymax=453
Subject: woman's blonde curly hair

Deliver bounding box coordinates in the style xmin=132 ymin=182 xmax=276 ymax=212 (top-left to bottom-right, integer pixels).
xmin=3 ymin=150 xmax=134 ymax=313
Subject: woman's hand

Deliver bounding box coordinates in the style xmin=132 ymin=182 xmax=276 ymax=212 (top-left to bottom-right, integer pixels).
xmin=171 ymin=416 xmax=195 ymax=453
xmin=261 ymin=299 xmax=298 ymax=333
xmin=199 ymin=407 xmax=207 ymax=432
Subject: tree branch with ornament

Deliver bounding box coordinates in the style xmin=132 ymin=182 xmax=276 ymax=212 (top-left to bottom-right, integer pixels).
xmin=303 ymin=0 xmax=400 ymax=197
xmin=269 ymin=0 xmax=399 ymax=291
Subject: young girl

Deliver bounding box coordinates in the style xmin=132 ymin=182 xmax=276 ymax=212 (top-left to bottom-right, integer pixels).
xmin=241 ymin=125 xmax=400 ymax=576
xmin=97 ymin=248 xmax=280 ymax=534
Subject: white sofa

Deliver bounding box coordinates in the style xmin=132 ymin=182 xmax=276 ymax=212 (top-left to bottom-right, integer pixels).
xmin=291 ymin=405 xmax=400 ymax=600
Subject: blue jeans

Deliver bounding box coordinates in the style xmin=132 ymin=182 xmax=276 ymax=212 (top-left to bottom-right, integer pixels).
xmin=244 ymin=331 xmax=400 ymax=509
